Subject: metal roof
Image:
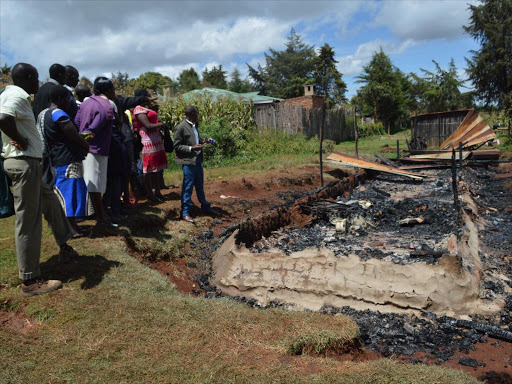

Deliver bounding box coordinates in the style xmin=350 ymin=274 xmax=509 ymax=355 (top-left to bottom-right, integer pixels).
xmin=412 ymin=109 xmax=472 ymax=118
xmin=176 ymin=87 xmax=283 ymax=104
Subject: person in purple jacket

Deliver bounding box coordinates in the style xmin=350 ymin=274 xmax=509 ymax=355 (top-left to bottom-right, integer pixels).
xmin=74 ymin=77 xmax=116 ymax=227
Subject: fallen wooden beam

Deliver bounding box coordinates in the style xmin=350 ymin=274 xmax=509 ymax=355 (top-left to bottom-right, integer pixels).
xmin=409 ymin=152 xmax=471 ymax=160
xmin=326 ymin=152 xmax=426 ymax=180
xmin=374 ymin=152 xmax=397 ymax=168
xmin=399 ymin=164 xmax=451 ymax=170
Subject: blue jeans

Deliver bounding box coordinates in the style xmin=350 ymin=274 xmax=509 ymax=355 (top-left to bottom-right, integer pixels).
xmin=181 ymin=160 xmax=210 ymax=217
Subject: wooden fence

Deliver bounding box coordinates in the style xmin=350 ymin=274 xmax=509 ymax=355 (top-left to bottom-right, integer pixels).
xmin=254 ymin=103 xmax=355 ymax=142
xmin=412 ymin=110 xmax=471 ymax=148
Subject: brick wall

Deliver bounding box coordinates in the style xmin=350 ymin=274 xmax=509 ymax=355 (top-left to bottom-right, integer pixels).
xmin=283 ymin=95 xmax=324 ymax=110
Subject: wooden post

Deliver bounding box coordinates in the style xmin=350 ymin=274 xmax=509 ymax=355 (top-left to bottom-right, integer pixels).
xmin=396 ymin=139 xmax=400 ymax=160
xmin=354 ymin=106 xmax=359 ymax=158
xmin=451 ymin=149 xmax=459 ymax=212
xmin=458 ymin=142 xmax=463 ymax=170
xmin=320 ymin=101 xmax=325 ymax=186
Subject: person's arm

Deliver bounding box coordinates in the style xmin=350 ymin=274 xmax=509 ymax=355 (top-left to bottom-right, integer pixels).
xmin=58 ymin=118 xmax=89 ymax=153
xmin=0 ymin=94 xmax=29 ymax=151
xmin=0 ymin=114 xmax=28 ymax=151
xmin=136 ymin=112 xmax=163 ymax=131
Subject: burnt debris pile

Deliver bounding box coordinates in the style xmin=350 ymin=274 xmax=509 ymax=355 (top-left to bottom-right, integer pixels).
xmin=321 ymin=305 xmax=486 ymax=363
xmin=252 ymin=169 xmax=459 ymax=266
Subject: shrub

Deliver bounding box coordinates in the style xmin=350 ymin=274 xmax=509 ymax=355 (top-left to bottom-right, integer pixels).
xmin=358 ymin=122 xmax=385 ymax=137
xmin=159 ymin=95 xmax=337 ymax=168
xmin=158 ymin=94 xmax=255 ymax=131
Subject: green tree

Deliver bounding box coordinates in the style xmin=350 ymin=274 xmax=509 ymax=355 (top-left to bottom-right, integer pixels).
xmin=1 ymin=63 xmax=11 ymax=75
xmin=111 ymin=71 xmax=130 ymax=88
xmin=247 ymin=28 xmax=316 ymax=98
xmin=134 ymin=71 xmax=175 ymax=94
xmin=202 ymin=65 xmax=228 ymax=89
xmin=356 ymin=49 xmax=407 ymax=134
xmin=228 ymin=69 xmax=253 ymax=93
xmin=79 ymin=76 xmax=93 ymax=88
xmin=411 ymin=59 xmax=471 ymax=113
xmin=177 ymin=68 xmax=201 ymax=92
xmin=465 ymin=0 xmax=512 ymax=108
xmin=312 ymin=43 xmax=347 ymax=108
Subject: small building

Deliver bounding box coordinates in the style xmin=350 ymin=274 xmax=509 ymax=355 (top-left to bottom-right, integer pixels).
xmin=283 ymin=85 xmax=324 ymax=110
xmin=176 ymin=87 xmax=282 ymax=106
xmin=412 ymin=109 xmax=472 ymax=148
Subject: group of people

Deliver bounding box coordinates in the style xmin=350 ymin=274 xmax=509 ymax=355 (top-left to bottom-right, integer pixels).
xmin=0 ymin=62 xmax=216 ymax=297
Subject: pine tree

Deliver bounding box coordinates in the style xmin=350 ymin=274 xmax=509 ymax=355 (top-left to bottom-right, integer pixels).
xmin=356 ymin=49 xmax=407 ymax=134
xmin=178 ymin=68 xmax=201 ymax=92
xmin=247 ymin=28 xmax=316 ymax=98
xmin=465 ymin=0 xmax=512 ymax=107
xmin=416 ymin=59 xmax=471 ymax=112
xmin=312 ymin=44 xmax=347 ymax=108
xmin=202 ymin=65 xmax=227 ymax=89
xmin=228 ymin=69 xmax=253 ymax=93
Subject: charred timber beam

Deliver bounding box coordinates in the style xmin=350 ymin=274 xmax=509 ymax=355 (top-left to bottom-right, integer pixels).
xmin=374 ymin=153 xmax=397 ymax=168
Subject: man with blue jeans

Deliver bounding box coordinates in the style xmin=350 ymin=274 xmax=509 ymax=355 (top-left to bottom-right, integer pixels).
xmin=173 ymin=106 xmax=211 ymax=223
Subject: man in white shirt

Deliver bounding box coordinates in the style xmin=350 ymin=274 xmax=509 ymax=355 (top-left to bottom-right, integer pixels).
xmin=0 ymin=63 xmax=62 ymax=296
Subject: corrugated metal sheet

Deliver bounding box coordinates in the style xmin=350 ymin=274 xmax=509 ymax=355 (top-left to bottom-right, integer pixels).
xmin=440 ymin=109 xmax=496 ymax=149
xmin=176 ymin=88 xmax=283 ymax=104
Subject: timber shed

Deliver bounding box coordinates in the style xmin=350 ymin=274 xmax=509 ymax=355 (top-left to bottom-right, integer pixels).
xmin=412 ymin=109 xmax=472 ymax=148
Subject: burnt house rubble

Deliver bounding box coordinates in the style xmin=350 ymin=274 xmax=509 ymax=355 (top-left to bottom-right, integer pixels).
xmin=210 ymin=146 xmax=511 ymax=362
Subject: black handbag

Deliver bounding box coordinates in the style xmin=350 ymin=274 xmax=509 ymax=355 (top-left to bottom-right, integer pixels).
xmin=162 ymin=124 xmax=174 ymax=153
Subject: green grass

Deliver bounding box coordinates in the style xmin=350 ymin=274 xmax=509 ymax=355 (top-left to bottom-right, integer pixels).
xmin=334 ymin=130 xmax=410 ymax=160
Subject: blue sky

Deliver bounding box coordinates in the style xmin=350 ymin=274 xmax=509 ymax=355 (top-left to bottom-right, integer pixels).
xmin=0 ymin=0 xmax=479 ymax=98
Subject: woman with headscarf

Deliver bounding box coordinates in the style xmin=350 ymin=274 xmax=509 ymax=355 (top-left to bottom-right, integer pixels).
xmin=132 ymin=89 xmax=168 ymax=202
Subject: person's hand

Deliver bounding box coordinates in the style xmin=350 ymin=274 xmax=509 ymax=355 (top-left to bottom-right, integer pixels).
xmin=148 ymin=97 xmax=158 ymax=103
xmin=191 ymin=144 xmax=203 ymax=150
xmin=10 ymin=137 xmax=28 ymax=151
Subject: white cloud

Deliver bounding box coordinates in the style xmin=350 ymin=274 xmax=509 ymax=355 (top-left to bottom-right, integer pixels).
xmin=373 ymin=0 xmax=478 ymax=41
xmin=154 ymin=64 xmax=201 ymax=80
xmin=338 ymin=39 xmax=416 ymax=76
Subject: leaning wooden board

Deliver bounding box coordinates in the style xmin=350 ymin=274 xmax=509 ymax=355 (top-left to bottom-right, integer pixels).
xmin=326 ymin=152 xmax=426 ymax=180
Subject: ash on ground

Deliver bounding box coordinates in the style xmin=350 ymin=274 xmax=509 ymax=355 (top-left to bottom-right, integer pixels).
xmin=321 ymin=305 xmax=485 ymax=364
xmin=252 ymin=169 xmax=459 ymax=265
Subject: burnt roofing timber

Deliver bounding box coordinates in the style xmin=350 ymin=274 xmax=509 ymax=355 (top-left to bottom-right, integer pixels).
xmin=326 ymin=152 xmax=426 ymax=180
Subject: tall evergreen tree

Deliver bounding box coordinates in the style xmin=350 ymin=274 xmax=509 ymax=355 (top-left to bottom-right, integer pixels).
xmin=312 ymin=43 xmax=347 ymax=108
xmin=356 ymin=49 xmax=407 ymax=134
xmin=414 ymin=59 xmax=471 ymax=113
xmin=111 ymin=71 xmax=130 ymax=88
xmin=228 ymin=68 xmax=253 ymax=93
xmin=464 ymin=0 xmax=512 ymax=107
xmin=247 ymin=28 xmax=316 ymax=98
xmin=202 ymin=65 xmax=228 ymax=89
xmin=178 ymin=68 xmax=201 ymax=92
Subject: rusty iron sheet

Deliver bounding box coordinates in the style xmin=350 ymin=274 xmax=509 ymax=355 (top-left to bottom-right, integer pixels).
xmin=440 ymin=110 xmax=496 ymax=149
xmin=326 ymin=152 xmax=426 ymax=180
